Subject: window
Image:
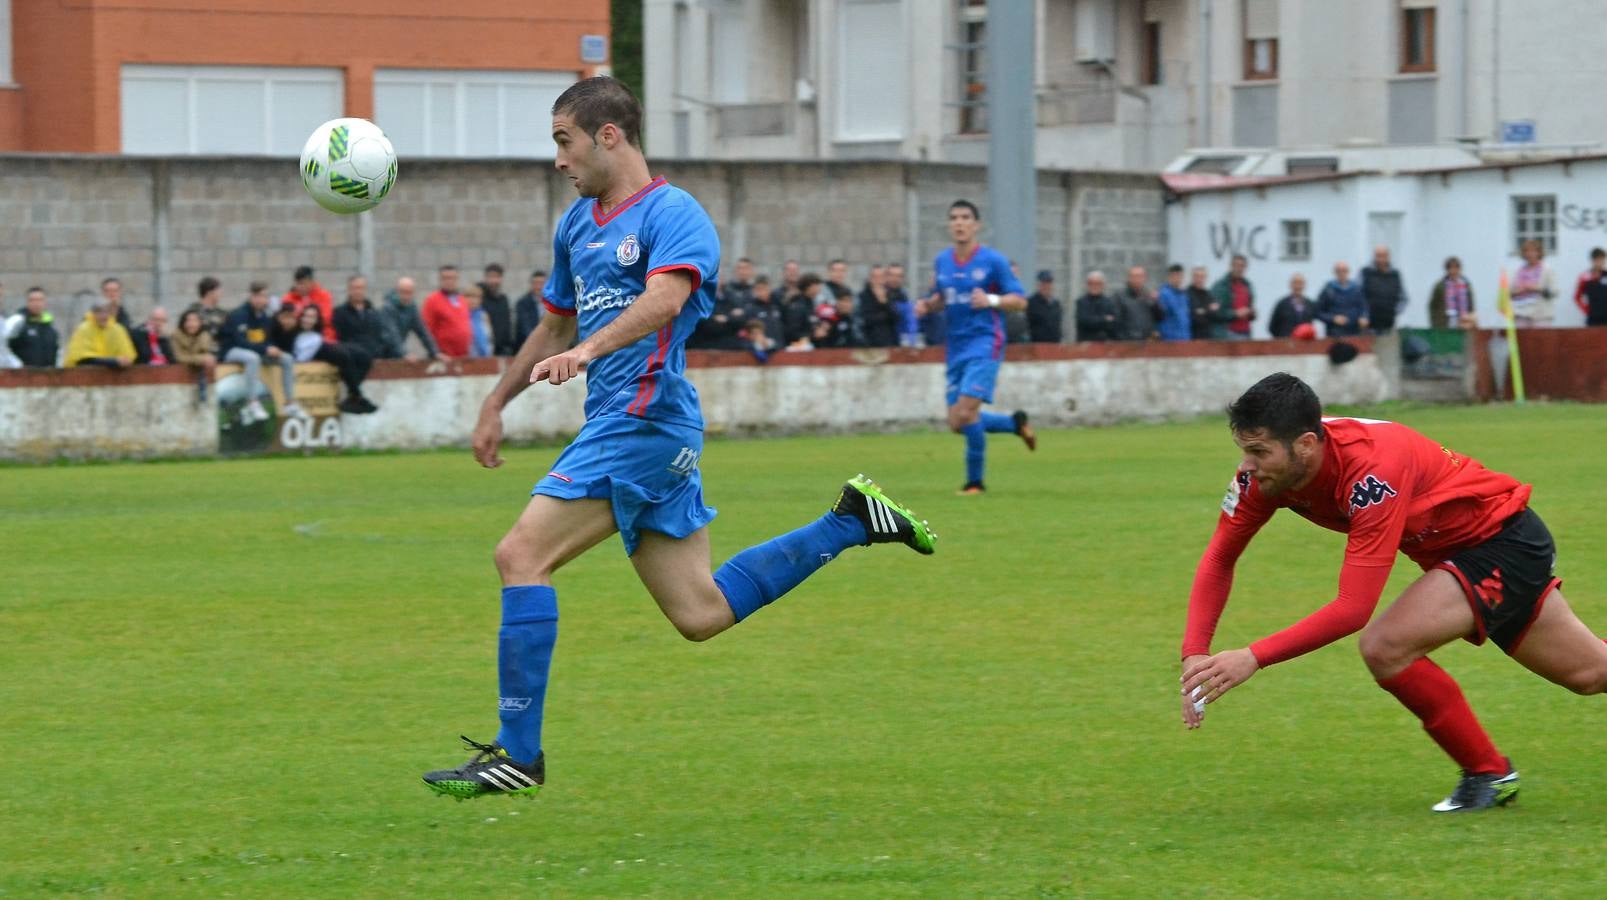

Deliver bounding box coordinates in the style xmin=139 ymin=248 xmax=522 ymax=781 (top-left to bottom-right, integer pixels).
xmin=1400 ymin=4 xmax=1437 ymax=73
xmin=374 ymin=70 xmax=577 ymax=158
xmin=1242 ymin=0 xmax=1279 ymax=80
xmin=957 ymin=0 xmax=987 ymax=134
xmin=1286 ymin=156 xmax=1339 ymax=175
xmin=1281 ymin=220 xmax=1311 ymax=260
xmin=1512 ymin=195 xmax=1557 ymax=254
xmin=1141 ymin=21 xmax=1163 ymax=86
xmin=708 ymin=0 xmax=747 ymax=104
xmin=1183 ymin=155 xmax=1245 ymax=174
xmin=121 ymin=65 xmax=342 ymax=155
xmin=838 ymin=0 xmax=907 ymax=141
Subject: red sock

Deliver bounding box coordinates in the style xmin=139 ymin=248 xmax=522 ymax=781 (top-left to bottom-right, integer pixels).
xmin=1377 ymin=657 xmax=1508 ymax=775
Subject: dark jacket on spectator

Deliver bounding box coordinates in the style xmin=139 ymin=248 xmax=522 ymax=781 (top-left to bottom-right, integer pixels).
xmin=1026 ymin=290 xmax=1063 ymax=343
xmin=128 ymin=325 xmax=174 ymax=365
xmin=1188 ymin=285 xmax=1234 ymax=339
xmin=478 ymin=282 xmax=515 ymax=356
xmin=919 ymin=304 xmax=946 ymax=347
xmin=8 ymin=311 xmax=60 ymax=367
xmin=782 ymin=293 xmax=816 ymax=345
xmin=379 ymin=292 xmax=440 ymax=359
xmin=1361 ymin=265 xmax=1407 ymax=332
xmin=747 ymin=295 xmax=785 ymax=346
xmin=857 ymin=287 xmax=899 ymax=347
xmin=1268 ymin=294 xmax=1316 ymax=338
xmin=1209 ymin=275 xmax=1256 ymax=336
xmin=1074 ymin=292 xmax=1120 ymax=341
xmin=514 ymin=292 xmax=542 ymax=347
xmin=220 ymin=304 xmax=276 ymax=355
xmin=333 ymin=299 xmax=388 ymax=360
xmin=1114 ymin=286 xmax=1159 ymax=341
xmin=689 ymin=292 xmax=749 ymax=349
xmin=1316 ymin=279 xmax=1368 ymax=336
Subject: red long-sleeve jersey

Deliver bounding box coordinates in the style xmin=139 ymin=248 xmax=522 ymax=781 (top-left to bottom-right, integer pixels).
xmin=1182 ymin=417 xmax=1531 ymax=666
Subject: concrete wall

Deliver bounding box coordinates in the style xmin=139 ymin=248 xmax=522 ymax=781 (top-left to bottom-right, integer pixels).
xmin=0 ymin=340 xmax=1396 ymax=462
xmin=0 ymin=156 xmax=1168 ymax=341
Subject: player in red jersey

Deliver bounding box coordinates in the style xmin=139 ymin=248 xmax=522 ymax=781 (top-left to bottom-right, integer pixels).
xmin=1179 ymin=373 xmax=1607 ymax=812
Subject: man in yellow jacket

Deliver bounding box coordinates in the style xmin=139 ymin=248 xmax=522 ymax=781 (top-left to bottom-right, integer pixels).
xmin=65 ymin=302 xmax=136 ymax=368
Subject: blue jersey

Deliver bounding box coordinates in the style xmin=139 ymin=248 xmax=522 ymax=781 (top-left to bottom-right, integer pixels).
xmin=542 ymin=177 xmax=719 ymax=429
xmin=929 ymin=244 xmax=1023 ymax=362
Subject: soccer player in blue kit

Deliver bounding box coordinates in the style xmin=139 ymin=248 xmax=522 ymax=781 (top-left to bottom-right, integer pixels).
xmin=422 ymin=77 xmax=937 ymax=798
xmin=916 ymin=200 xmax=1037 ymax=494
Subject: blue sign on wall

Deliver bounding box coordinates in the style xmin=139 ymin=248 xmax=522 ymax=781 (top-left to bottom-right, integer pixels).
xmin=581 ymin=35 xmax=609 ymax=64
xmin=1501 ymin=120 xmax=1537 ymax=144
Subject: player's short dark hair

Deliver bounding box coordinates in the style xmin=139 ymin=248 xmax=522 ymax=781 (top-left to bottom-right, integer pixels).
xmin=949 ymin=199 xmax=981 ymax=220
xmin=552 ymin=76 xmax=643 ymax=148
xmin=484 ymin=262 xmax=504 ymax=276
xmin=1228 ymin=373 xmax=1324 ymax=447
xmin=1167 ymin=263 xmax=1184 ymax=274
xmin=293 ymin=265 xmax=314 ymax=281
xmin=1593 ymin=247 xmax=1606 ymax=260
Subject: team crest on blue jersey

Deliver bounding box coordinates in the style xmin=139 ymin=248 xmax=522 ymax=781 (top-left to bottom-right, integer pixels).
xmin=972 ymin=268 xmax=986 ymax=279
xmin=616 ymin=233 xmax=641 ymax=266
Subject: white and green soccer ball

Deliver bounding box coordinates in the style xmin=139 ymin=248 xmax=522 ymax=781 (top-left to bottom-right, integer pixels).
xmin=299 ymin=117 xmax=397 ymax=215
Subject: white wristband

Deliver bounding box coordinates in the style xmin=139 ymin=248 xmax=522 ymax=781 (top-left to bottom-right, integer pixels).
xmin=987 ymin=293 xmax=1001 ymax=308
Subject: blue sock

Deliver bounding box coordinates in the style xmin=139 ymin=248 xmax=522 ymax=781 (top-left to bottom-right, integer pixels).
xmin=714 ymin=512 xmax=868 ymax=621
xmin=981 ymin=411 xmax=1016 ymax=433
xmin=494 ymin=585 xmax=558 ymax=765
xmin=964 ymin=421 xmax=986 ymax=484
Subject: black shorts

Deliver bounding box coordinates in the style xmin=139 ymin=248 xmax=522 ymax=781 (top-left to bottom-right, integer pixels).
xmin=1435 ymin=508 xmax=1562 ymax=653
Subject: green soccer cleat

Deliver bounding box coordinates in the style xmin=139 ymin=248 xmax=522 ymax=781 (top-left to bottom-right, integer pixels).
xmin=834 ymin=475 xmax=937 ymax=555
xmin=422 ymin=736 xmax=544 ymax=800
xmin=1431 ymin=763 xmax=1519 ymax=813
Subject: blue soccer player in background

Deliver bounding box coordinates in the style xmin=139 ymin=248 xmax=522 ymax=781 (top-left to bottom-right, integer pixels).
xmin=422 ymin=77 xmax=937 ymax=799
xmin=916 ymin=200 xmax=1037 ymax=494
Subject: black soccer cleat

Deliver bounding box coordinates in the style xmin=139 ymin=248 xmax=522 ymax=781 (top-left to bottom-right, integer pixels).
xmin=422 ymin=736 xmax=544 ymax=800
xmin=833 ymin=475 xmax=936 ymax=554
xmin=958 ymin=481 xmax=986 ymax=495
xmin=1431 ymin=762 xmax=1519 ymax=813
xmin=1012 ymin=410 xmax=1038 ymax=452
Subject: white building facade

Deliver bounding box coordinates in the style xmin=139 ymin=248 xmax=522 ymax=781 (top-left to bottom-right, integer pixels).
xmin=644 ymin=0 xmax=1607 ymax=172
xmin=1166 ymin=155 xmax=1607 ymax=337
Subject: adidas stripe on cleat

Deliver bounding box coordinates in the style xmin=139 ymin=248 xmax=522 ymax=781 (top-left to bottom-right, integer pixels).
xmin=833 ymin=474 xmax=937 ymax=555
xmin=422 ymin=736 xmax=544 ymax=800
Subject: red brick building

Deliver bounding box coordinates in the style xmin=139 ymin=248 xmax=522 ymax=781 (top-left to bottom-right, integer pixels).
xmin=0 ymin=0 xmax=610 ymax=155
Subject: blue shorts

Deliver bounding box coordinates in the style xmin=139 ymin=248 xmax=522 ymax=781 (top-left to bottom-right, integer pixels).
xmin=946 ymin=356 xmax=1001 ymax=406
xmin=531 ymin=415 xmax=717 ymax=556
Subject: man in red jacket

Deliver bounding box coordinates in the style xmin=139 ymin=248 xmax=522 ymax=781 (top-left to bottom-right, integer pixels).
xmin=1180 ymin=373 xmax=1607 ymax=812
xmin=283 ymin=265 xmax=337 ymax=341
xmin=422 ymin=264 xmax=472 ymax=358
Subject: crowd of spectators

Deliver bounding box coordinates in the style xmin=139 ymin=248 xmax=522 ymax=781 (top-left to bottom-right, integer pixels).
xmin=6 ymin=243 xmax=1607 ymax=388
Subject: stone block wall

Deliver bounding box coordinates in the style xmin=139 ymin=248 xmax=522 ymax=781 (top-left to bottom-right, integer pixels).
xmin=0 ymin=155 xmax=1167 ymax=331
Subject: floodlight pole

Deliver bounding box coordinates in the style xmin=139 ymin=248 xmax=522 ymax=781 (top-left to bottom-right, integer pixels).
xmin=987 ymin=1 xmax=1037 ymax=283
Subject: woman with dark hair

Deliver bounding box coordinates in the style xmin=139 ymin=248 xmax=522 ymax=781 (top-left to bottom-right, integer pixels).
xmin=292 ymin=304 xmax=377 ymax=414
xmin=171 ymin=309 xmax=217 ymax=403
xmin=1428 ymin=257 xmax=1477 ymax=330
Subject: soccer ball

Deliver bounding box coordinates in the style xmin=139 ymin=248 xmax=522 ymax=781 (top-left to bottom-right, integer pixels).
xmin=299 ymin=118 xmax=397 ymax=215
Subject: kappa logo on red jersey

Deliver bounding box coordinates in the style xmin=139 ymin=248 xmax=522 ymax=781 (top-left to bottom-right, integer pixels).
xmin=1222 ymin=471 xmax=1251 ymax=516
xmin=1348 ymin=474 xmax=1397 ymax=513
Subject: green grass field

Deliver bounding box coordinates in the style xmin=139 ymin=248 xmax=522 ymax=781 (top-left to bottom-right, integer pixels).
xmin=6 ymin=403 xmax=1607 ymax=897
